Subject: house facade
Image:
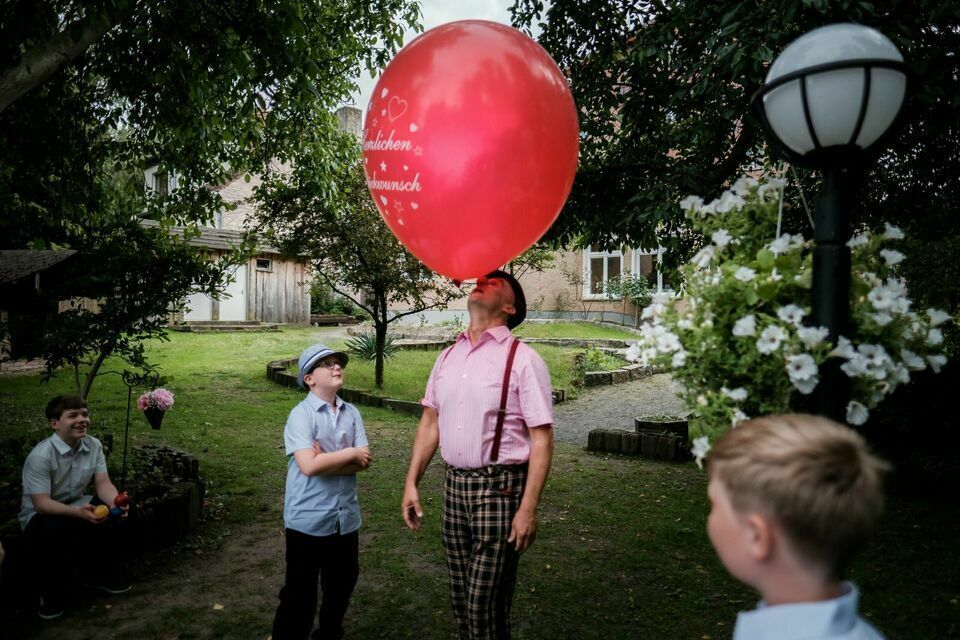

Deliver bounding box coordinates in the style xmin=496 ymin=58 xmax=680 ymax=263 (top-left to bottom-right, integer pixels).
xmin=143 ymin=165 xmax=310 ymax=325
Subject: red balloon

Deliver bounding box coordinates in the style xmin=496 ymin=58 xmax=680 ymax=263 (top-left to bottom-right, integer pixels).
xmin=362 ymin=20 xmax=579 ymax=280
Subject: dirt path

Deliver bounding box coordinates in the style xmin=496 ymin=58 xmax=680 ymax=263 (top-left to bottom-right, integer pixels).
xmin=552 ymin=373 xmax=688 ymax=445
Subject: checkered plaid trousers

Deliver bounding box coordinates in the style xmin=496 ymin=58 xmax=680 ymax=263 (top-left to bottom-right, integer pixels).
xmin=441 ymin=464 xmax=528 ymax=640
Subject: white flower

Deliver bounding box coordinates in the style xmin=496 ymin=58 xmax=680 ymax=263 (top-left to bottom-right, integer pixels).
xmin=880 ymin=249 xmax=905 ymax=266
xmin=792 ymin=377 xmax=819 ymax=395
xmin=715 ymin=190 xmax=745 ymax=213
xmin=696 ymin=394 xmax=708 ymax=406
xmin=870 ymin=312 xmax=893 ymax=327
xmin=731 ymin=176 xmax=759 ymax=196
xmin=757 ymin=177 xmax=785 ymax=200
xmin=768 ymin=233 xmax=793 ymax=255
xmin=867 ymin=279 xmax=907 ymax=311
xmin=721 ymin=387 xmax=748 ymax=401
xmin=640 ymin=348 xmax=659 ymax=366
xmin=841 ymin=355 xmax=868 ymax=378
xmin=796 ymin=326 xmax=829 ymax=349
xmin=677 ymin=318 xmax=694 ymax=330
xmin=846 ymin=401 xmax=869 ymax=426
xmin=671 ymin=380 xmax=687 ymax=395
xmin=861 ymin=271 xmax=882 ymax=288
xmin=927 ymin=328 xmax=944 ymax=346
xmin=656 ymin=331 xmax=682 ymax=353
xmin=679 ymin=195 xmax=704 ymax=212
xmin=786 ymin=354 xmax=818 ymax=381
xmin=831 ymin=336 xmax=857 ymax=359
xmin=732 ymin=314 xmax=757 ymax=337
xmin=900 ymin=349 xmax=927 ymax=371
xmin=927 ymin=354 xmax=948 ymax=373
xmin=777 ymin=304 xmax=807 ymax=326
xmin=847 ymin=233 xmax=870 ymax=248
xmin=883 ymin=223 xmax=905 ymax=240
xmin=768 ymin=268 xmax=783 ymax=282
xmin=734 ymin=266 xmax=756 ymax=282
xmin=692 ymin=246 xmax=716 ymax=269
xmin=892 ymin=364 xmax=911 ymax=384
xmin=691 ymin=436 xmax=711 ymax=470
xmin=928 ymin=309 xmax=951 ymax=327
xmin=671 ymin=350 xmax=688 ymax=368
xmin=858 ymin=344 xmax=891 ymax=369
xmin=756 ymin=325 xmax=787 ymax=354
xmin=711 ymin=228 xmax=733 ymax=248
xmin=731 ymin=410 xmax=750 ymax=427
xmin=625 ymin=343 xmax=641 ymax=362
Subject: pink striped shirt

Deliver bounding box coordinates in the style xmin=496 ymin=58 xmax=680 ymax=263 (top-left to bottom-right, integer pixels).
xmin=421 ymin=325 xmax=553 ymax=469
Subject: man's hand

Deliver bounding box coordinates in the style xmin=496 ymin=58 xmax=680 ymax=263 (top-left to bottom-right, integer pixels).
xmin=312 ymin=441 xmax=324 ymax=455
xmin=507 ymin=507 xmax=537 ymax=552
xmin=401 ymin=484 xmax=424 ymax=531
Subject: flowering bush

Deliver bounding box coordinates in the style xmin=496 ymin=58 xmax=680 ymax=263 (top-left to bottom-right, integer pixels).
xmin=628 ymin=175 xmax=951 ymax=455
xmin=137 ymin=387 xmax=175 ymax=411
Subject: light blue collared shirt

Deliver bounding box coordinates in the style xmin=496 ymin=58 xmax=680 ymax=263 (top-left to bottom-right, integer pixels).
xmin=283 ymin=393 xmax=368 ymax=537
xmin=19 ymin=433 xmax=108 ymax=530
xmin=734 ymin=582 xmax=885 ymax=640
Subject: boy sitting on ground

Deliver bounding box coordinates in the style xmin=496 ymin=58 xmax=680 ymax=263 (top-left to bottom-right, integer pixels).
xmin=705 ymin=413 xmax=889 ymax=639
xmin=19 ymin=395 xmax=131 ymax=620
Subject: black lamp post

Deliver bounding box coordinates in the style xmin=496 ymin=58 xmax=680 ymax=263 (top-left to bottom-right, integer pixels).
xmin=751 ymin=23 xmax=908 ymax=421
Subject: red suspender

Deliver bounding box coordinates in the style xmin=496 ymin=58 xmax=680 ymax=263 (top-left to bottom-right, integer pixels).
xmin=491 ymin=338 xmax=521 ymax=464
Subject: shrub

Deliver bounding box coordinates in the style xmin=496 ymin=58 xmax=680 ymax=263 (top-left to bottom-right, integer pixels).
xmin=345 ymin=331 xmax=399 ymax=360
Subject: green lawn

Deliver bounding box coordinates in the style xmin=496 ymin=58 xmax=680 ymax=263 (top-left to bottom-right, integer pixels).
xmin=1 ymin=327 xmax=956 ymax=638
xmin=514 ymin=320 xmax=638 ymax=340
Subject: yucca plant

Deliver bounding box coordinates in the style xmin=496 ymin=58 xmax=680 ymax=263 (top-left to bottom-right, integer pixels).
xmin=345 ymin=331 xmax=400 ymax=360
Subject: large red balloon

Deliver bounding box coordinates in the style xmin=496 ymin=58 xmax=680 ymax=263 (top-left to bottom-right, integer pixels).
xmin=362 ymin=20 xmax=579 ymax=280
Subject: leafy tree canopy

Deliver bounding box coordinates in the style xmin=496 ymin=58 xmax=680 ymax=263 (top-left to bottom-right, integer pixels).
xmin=254 ymin=124 xmax=463 ymax=389
xmin=511 ymin=0 xmax=960 ymax=315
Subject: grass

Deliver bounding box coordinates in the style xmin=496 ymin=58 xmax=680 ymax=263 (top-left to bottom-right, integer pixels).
xmin=514 ymin=321 xmax=638 ymax=340
xmin=1 ymin=326 xmax=957 ymax=638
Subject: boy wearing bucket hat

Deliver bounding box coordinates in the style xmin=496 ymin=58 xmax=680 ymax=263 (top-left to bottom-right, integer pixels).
xmin=272 ymin=343 xmax=371 ymax=640
xmin=402 ymin=270 xmax=555 ymax=639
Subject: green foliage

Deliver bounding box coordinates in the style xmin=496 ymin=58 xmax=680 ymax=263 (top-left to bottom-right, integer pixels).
xmin=507 ymin=242 xmax=558 ymax=279
xmin=253 ymin=134 xmax=464 ymax=389
xmin=579 ymin=348 xmax=625 ymax=373
xmin=511 ymin=0 xmax=960 ymax=331
xmin=345 ymin=331 xmax=399 ymax=361
xmin=632 ymin=176 xmax=951 ymax=441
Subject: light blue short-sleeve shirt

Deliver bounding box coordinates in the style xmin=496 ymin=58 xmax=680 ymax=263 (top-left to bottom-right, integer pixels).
xmin=19 ymin=434 xmax=108 ymax=530
xmin=283 ymin=393 xmax=368 ymax=537
xmin=734 ymin=582 xmax=885 ymax=640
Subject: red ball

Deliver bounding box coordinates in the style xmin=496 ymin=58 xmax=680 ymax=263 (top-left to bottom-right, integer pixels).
xmin=363 ymin=20 xmax=579 ymax=280
xmin=114 ymin=491 xmax=130 ymax=507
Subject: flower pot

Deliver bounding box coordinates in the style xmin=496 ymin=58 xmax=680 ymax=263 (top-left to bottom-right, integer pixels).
xmin=144 ymin=407 xmax=165 ymax=430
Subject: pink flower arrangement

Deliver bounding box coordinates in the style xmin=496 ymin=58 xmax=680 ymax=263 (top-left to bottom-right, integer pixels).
xmin=137 ymin=388 xmax=175 ymax=411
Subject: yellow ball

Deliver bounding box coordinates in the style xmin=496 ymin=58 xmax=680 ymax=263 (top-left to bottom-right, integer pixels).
xmin=93 ymin=505 xmax=109 ymax=518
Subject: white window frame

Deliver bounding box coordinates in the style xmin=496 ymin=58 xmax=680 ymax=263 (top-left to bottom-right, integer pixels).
xmin=582 ymin=247 xmax=625 ymax=300
xmin=631 ymin=247 xmax=674 ymax=295
xmin=255 ymin=258 xmax=273 ymax=272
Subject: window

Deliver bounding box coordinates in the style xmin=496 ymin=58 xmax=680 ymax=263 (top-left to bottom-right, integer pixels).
xmin=153 ymin=172 xmax=169 ymax=196
xmin=583 ymin=247 xmax=624 ymax=299
xmin=256 ymin=258 xmax=272 ymax=271
xmin=632 ymin=247 xmax=674 ymax=294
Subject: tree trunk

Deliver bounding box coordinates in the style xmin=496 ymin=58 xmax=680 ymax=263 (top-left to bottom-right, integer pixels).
xmin=80 ymin=345 xmax=111 ymax=400
xmin=373 ymin=295 xmax=388 ymax=390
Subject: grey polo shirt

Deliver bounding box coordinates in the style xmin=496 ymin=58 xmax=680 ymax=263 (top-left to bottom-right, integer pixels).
xmin=19 ymin=433 xmax=107 ymax=530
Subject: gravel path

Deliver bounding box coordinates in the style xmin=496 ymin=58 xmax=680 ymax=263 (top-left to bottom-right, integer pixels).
xmin=552 ymin=373 xmax=688 ymax=445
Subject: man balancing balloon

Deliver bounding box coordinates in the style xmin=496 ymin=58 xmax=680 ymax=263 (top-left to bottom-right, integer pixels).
xmin=361 ymin=20 xmax=579 ymax=640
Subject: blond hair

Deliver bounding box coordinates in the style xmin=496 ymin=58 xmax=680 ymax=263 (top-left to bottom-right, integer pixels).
xmin=707 ymin=414 xmax=889 ymax=575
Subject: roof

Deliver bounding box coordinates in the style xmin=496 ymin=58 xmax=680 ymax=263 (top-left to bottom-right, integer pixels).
xmin=0 ymin=250 xmax=78 ymax=285
xmin=139 ymin=219 xmax=284 ymax=255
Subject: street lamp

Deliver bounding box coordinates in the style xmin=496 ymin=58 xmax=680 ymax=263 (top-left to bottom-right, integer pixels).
xmin=751 ymin=23 xmax=908 ymax=421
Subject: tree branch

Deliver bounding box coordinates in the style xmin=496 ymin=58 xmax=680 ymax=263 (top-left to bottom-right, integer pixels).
xmin=0 ymin=5 xmax=133 ymax=113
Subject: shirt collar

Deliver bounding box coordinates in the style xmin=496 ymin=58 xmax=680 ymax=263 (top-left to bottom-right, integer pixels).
xmin=733 ymin=582 xmax=861 ymax=640
xmin=457 ymin=324 xmax=513 ymax=345
xmin=51 ymin=433 xmax=89 ymax=455
xmin=306 ymin=392 xmax=343 ymax=413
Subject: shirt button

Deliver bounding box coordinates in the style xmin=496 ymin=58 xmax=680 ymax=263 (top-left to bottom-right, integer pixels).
xmin=462 ymin=373 xmax=467 ymax=379
xmin=457 ymin=425 xmax=462 ymax=430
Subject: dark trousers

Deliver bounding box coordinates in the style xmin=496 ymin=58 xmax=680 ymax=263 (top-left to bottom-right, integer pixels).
xmin=23 ymin=512 xmax=129 ymax=605
xmin=272 ymin=527 xmax=359 ymax=640
xmin=441 ymin=465 xmax=527 ymax=640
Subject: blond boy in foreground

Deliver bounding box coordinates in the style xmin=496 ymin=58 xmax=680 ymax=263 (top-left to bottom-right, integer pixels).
xmin=706 ymin=414 xmax=889 ymax=639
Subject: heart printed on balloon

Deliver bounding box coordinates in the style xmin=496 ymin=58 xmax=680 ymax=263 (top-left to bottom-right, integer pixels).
xmin=362 ymin=20 xmax=579 ymax=280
